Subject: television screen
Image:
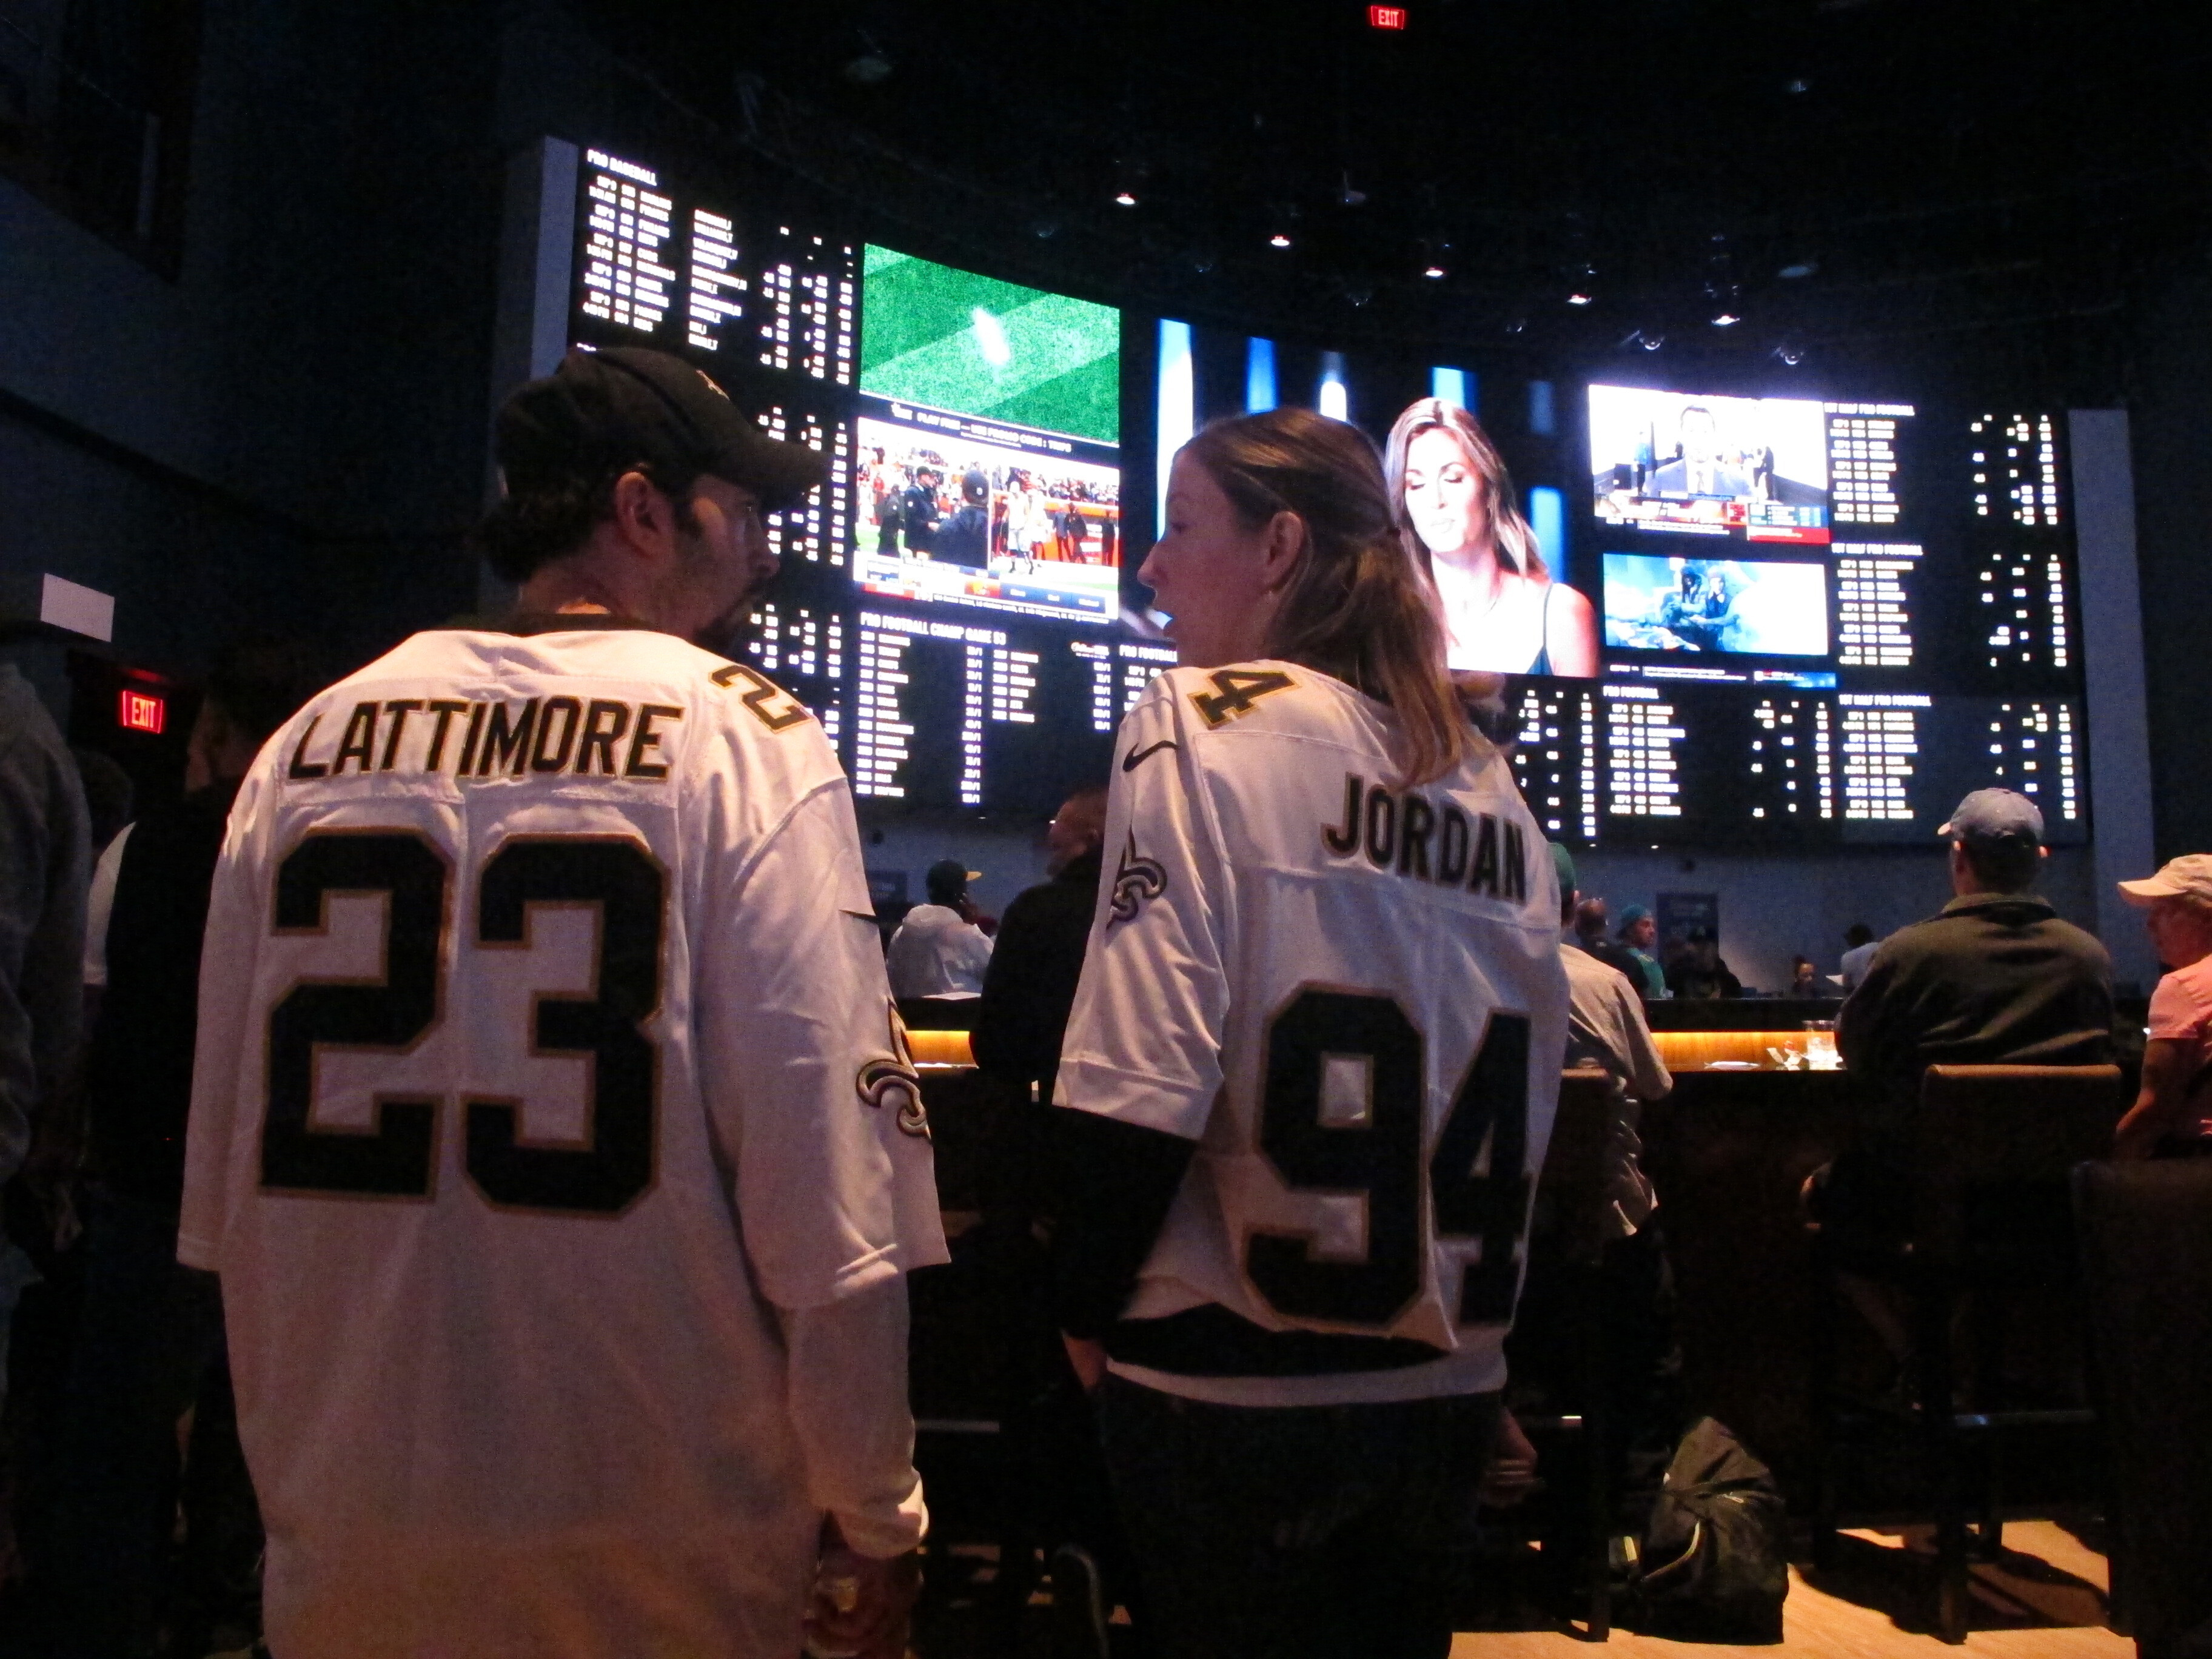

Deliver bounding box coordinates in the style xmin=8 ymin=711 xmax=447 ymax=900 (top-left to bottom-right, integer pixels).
xmin=1603 ymin=554 xmax=1829 ymax=657
xmin=1589 ymin=385 xmax=1829 ymax=545
xmin=855 ymin=246 xmax=1122 ymax=625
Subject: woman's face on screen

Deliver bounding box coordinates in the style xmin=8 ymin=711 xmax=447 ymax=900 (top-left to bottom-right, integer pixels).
xmin=1141 ymin=452 xmax=1278 ymax=668
xmin=1401 ymin=426 xmax=1489 ymax=558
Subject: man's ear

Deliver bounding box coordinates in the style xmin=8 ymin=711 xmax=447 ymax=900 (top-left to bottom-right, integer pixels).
xmin=609 ymin=470 xmax=675 ymax=558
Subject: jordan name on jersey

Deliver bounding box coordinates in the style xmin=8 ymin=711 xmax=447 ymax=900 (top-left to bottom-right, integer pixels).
xmin=1320 ymin=772 xmax=1531 ymax=902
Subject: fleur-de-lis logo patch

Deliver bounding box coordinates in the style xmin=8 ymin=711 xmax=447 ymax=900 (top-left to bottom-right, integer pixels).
xmin=856 ymin=1005 xmax=930 ymax=1138
xmin=1108 ymin=830 xmax=1167 ymax=927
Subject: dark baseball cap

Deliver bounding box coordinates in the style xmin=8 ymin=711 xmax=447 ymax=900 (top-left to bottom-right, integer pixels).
xmin=1939 ymin=787 xmax=2043 ymax=848
xmin=494 ymin=347 xmax=828 ymax=513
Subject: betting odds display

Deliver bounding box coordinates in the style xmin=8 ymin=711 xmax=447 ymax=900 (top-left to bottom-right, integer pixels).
xmin=568 ymin=146 xmax=2086 ymax=843
xmin=1566 ymin=389 xmax=2083 ymax=847
xmin=568 ymin=146 xmax=1133 ymax=816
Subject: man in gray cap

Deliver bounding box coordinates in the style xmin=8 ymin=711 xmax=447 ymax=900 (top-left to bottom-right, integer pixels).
xmin=1815 ymin=788 xmax=2116 ymax=1254
xmin=2114 ymin=854 xmax=2212 ymax=1158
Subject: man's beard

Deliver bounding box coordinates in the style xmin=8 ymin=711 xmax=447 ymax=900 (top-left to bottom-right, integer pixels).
xmin=678 ymin=529 xmax=773 ymax=653
xmin=691 ymin=588 xmax=759 ymax=654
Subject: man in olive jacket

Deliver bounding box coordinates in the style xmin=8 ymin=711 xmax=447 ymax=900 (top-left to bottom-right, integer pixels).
xmin=1820 ymin=788 xmax=2115 ymax=1254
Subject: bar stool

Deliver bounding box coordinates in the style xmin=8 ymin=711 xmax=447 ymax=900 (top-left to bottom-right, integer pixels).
xmin=1518 ymin=1067 xmax=1627 ymax=1640
xmin=1808 ymin=1063 xmax=2123 ymax=1643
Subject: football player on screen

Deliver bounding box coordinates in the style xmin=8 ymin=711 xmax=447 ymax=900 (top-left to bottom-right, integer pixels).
xmin=1051 ymin=406 xmax=1569 ymax=1658
xmin=178 ymin=347 xmax=945 ymax=1659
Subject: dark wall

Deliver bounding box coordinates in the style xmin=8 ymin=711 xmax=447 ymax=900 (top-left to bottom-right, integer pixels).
xmin=0 ymin=0 xmax=504 ymax=709
xmin=2126 ymin=247 xmax=2212 ymax=860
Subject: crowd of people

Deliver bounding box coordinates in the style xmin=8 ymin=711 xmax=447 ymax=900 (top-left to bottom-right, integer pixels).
xmin=0 ymin=348 xmax=2200 ymax=1659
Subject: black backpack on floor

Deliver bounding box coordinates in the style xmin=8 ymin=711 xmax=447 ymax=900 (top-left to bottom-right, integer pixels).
xmin=1626 ymin=1417 xmax=1790 ymax=1643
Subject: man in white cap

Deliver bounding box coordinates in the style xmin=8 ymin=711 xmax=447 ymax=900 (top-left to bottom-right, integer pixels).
xmin=1815 ymin=788 xmax=2116 ymax=1254
xmin=2114 ymin=854 xmax=2212 ymax=1158
xmin=886 ymin=858 xmax=994 ymax=999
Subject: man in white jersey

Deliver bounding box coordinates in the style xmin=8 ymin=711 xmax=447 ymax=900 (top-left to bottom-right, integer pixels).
xmin=179 ymin=347 xmax=946 ymax=1658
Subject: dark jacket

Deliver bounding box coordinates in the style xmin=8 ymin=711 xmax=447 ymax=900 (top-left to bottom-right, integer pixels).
xmin=0 ymin=665 xmax=89 ymax=1185
xmin=84 ymin=781 xmax=238 ymax=1207
xmin=1837 ymin=890 xmax=2116 ymax=1138
xmin=1666 ymin=951 xmax=1741 ymax=1000
xmin=970 ymin=847 xmax=1102 ymax=1099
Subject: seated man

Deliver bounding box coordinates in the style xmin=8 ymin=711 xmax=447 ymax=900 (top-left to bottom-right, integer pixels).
xmin=1554 ymin=847 xmax=1672 ymax=1238
xmin=2115 ymin=855 xmax=2212 ymax=1159
xmin=1815 ymin=788 xmax=2117 ymax=1257
xmin=1573 ymin=894 xmax=1646 ymax=990
xmin=1838 ymin=922 xmax=1879 ymax=991
xmin=1665 ymin=927 xmax=1741 ymax=999
xmin=1499 ymin=848 xmax=1680 ymax=1495
xmin=1614 ymin=904 xmax=1669 ymax=1001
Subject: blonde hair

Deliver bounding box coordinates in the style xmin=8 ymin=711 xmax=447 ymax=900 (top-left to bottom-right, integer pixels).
xmin=1384 ymin=398 xmax=1548 ymax=583
xmin=1178 ymin=408 xmax=1480 ymax=787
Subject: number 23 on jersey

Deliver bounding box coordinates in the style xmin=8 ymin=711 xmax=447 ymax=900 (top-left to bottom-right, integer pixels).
xmin=261 ymin=829 xmax=665 ymax=1217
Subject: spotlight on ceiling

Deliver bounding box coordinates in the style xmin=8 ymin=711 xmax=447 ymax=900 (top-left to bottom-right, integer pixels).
xmin=842 ymin=49 xmax=893 ymax=85
xmin=1773 ymin=340 xmax=1807 ymax=366
xmin=1642 ymin=331 xmax=1665 ymax=350
xmin=1618 ymin=329 xmax=1664 ymax=352
xmin=840 ymin=30 xmax=893 ymax=85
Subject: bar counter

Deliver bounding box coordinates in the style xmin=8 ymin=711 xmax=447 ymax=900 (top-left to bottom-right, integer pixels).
xmin=900 ymin=997 xmax=1863 ymax=1480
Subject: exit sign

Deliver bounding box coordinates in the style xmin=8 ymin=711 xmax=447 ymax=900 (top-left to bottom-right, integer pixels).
xmin=118 ymin=688 xmax=166 ymax=734
xmin=1369 ymin=5 xmax=1407 ymax=27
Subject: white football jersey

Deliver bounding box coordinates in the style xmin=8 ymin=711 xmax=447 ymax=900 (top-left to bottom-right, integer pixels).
xmin=179 ymin=623 xmax=947 ymax=1657
xmin=1056 ymin=662 xmax=1567 ymax=1407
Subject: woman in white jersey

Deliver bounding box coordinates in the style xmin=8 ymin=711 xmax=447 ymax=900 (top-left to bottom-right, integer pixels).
xmin=1384 ymin=397 xmax=1600 ymax=677
xmin=1051 ymin=407 xmax=1568 ymax=1658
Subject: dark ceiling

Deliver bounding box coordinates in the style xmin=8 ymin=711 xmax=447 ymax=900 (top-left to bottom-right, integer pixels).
xmin=572 ymin=0 xmax=2211 ymax=377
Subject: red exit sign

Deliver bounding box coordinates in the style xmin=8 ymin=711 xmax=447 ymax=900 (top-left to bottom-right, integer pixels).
xmin=118 ymin=688 xmax=166 ymax=734
xmin=1369 ymin=5 xmax=1407 ymax=27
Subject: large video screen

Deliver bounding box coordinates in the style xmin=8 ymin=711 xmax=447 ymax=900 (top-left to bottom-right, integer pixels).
xmin=1589 ymin=385 xmax=1829 ymax=544
xmin=856 ymin=247 xmax=1122 ymax=625
xmin=1601 ymin=554 xmax=1829 ymax=657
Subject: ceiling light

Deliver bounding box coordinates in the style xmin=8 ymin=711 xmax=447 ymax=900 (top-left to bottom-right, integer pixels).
xmin=1567 ymin=290 xmax=1592 ymax=306
xmin=1113 ymin=190 xmax=1138 ymax=207
xmin=842 ymin=49 xmax=893 ymax=85
xmin=1774 ymin=340 xmax=1806 ymax=366
xmin=1423 ymin=263 xmax=1446 ymax=280
xmin=1711 ymin=310 xmax=1741 ymax=327
xmin=1641 ymin=332 xmax=1664 ymax=350
xmin=1269 ymin=232 xmax=1293 ymax=249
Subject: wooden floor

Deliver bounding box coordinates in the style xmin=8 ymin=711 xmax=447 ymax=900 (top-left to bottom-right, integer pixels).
xmin=1454 ymin=1519 xmax=2126 ymax=1659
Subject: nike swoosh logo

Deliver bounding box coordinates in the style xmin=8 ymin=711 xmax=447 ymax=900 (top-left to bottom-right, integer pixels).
xmin=1121 ymin=739 xmax=1179 ymax=773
